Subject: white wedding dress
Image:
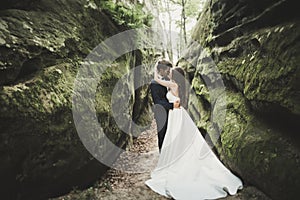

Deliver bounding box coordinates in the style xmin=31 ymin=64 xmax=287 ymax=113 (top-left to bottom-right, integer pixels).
xmin=145 ymin=92 xmax=243 ymax=200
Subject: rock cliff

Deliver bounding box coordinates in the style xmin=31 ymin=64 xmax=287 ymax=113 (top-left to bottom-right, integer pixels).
xmin=180 ymin=0 xmax=300 ymax=199
xmin=0 ymin=0 xmax=153 ymax=199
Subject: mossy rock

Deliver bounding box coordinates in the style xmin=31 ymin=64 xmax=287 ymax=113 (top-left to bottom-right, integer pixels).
xmin=0 ymin=0 xmax=154 ymax=199
xmin=180 ymin=0 xmax=300 ymax=199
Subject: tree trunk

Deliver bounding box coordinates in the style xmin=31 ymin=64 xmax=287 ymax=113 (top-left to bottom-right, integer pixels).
xmin=181 ymin=0 xmax=187 ymax=45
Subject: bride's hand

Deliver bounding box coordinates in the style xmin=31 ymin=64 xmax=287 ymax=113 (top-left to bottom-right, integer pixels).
xmin=174 ymin=100 xmax=180 ymax=109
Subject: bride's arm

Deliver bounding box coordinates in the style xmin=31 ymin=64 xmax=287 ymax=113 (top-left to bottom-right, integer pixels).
xmin=154 ymin=68 xmax=177 ymax=89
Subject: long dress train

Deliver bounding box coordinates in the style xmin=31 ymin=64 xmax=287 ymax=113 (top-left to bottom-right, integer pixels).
xmin=145 ymin=92 xmax=243 ymax=200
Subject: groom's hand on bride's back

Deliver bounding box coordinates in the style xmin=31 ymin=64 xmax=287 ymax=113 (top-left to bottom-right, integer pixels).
xmin=174 ymin=100 xmax=180 ymax=109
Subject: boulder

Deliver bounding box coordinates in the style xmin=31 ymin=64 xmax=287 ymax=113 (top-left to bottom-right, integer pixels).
xmin=0 ymin=0 xmax=153 ymax=199
xmin=180 ymin=0 xmax=300 ymax=199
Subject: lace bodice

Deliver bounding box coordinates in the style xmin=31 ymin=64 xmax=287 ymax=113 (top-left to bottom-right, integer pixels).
xmin=166 ymin=91 xmax=180 ymax=103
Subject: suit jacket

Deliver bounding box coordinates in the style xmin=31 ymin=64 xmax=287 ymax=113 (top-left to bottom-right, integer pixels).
xmin=150 ymin=79 xmax=173 ymax=111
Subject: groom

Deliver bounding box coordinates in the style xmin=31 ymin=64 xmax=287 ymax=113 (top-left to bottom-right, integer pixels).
xmin=150 ymin=60 xmax=180 ymax=152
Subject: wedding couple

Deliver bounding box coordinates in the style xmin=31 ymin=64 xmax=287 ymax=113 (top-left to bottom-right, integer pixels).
xmin=145 ymin=59 xmax=243 ymax=200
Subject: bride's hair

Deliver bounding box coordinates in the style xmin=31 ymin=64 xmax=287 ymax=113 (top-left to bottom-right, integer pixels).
xmin=172 ymin=67 xmax=187 ymax=108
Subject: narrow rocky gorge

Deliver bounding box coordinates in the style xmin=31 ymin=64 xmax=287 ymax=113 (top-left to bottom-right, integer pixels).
xmin=0 ymin=0 xmax=299 ymax=199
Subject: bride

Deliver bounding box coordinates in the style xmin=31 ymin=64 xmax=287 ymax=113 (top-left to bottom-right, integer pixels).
xmin=145 ymin=61 xmax=243 ymax=200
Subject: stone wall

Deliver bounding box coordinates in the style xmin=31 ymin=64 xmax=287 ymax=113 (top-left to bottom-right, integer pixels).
xmin=0 ymin=0 xmax=153 ymax=199
xmin=180 ymin=0 xmax=300 ymax=199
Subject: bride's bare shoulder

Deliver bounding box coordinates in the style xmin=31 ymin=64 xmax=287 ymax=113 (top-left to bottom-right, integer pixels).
xmin=169 ymin=89 xmax=179 ymax=98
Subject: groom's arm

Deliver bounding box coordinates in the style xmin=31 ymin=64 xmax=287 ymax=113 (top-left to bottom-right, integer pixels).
xmin=150 ymin=83 xmax=174 ymax=111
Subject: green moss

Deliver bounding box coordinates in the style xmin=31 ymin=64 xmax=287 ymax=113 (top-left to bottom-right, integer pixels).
xmin=0 ymin=0 xmax=156 ymax=198
xmin=97 ymin=0 xmax=152 ymax=28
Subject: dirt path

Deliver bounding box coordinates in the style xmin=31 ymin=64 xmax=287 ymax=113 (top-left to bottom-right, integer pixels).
xmin=50 ymin=121 xmax=271 ymax=200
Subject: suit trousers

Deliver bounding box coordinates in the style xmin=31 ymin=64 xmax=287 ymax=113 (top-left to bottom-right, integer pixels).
xmin=153 ymin=104 xmax=169 ymax=151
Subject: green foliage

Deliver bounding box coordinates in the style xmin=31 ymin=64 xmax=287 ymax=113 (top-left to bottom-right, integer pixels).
xmin=169 ymin=0 xmax=203 ymax=17
xmin=97 ymin=0 xmax=153 ymax=28
xmin=186 ymin=0 xmax=203 ymax=17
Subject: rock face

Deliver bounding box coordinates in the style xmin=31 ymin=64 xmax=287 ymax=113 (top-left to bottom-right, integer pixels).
xmin=181 ymin=0 xmax=300 ymax=199
xmin=0 ymin=0 xmax=153 ymax=199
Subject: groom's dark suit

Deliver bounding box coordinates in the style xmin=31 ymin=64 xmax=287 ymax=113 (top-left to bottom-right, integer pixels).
xmin=150 ymin=79 xmax=174 ymax=151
